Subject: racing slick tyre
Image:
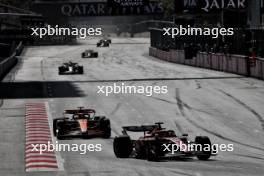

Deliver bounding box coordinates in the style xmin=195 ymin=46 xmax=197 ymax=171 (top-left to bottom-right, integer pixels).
xmin=58 ymin=67 xmax=64 ymax=75
xmin=146 ymin=142 xmax=159 ymax=161
xmin=56 ymin=128 xmax=65 ymax=140
xmin=53 ymin=119 xmax=58 ymax=136
xmin=93 ymin=52 xmax=98 ymax=58
xmin=78 ymin=66 xmax=84 ymax=74
xmin=113 ymin=135 xmax=132 ymax=158
xmin=53 ymin=118 xmax=65 ymax=136
xmin=195 ymin=136 xmax=212 ymax=160
xmin=99 ymin=118 xmax=111 ymax=138
xmin=81 ymin=53 xmax=85 ymax=58
xmin=96 ymin=43 xmax=101 ymax=47
xmin=54 ymin=121 xmax=65 ymax=140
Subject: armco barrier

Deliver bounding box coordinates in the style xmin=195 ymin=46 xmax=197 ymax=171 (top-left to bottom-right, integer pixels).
xmin=0 ymin=42 xmax=23 ymax=80
xmin=149 ymin=47 xmax=264 ymax=80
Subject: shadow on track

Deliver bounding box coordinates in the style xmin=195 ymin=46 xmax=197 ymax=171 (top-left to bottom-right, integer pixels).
xmin=0 ymin=81 xmax=85 ymax=98
xmin=53 ymin=76 xmax=243 ymax=83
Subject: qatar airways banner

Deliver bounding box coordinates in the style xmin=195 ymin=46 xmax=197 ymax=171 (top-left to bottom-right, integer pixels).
xmin=33 ymin=0 xmax=163 ymax=17
xmin=107 ymin=0 xmax=149 ymax=7
xmin=175 ymin=0 xmax=247 ymax=13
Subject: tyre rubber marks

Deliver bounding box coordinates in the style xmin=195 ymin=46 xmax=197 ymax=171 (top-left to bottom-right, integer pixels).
xmin=25 ymin=103 xmax=58 ymax=172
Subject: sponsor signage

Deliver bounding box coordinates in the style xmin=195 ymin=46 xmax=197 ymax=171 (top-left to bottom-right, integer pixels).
xmin=175 ymin=0 xmax=247 ymax=13
xmin=107 ymin=0 xmax=148 ymax=7
xmin=33 ymin=1 xmax=163 ymax=17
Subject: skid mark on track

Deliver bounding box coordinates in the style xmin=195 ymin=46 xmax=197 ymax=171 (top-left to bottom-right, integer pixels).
xmin=175 ymin=88 xmax=185 ymax=117
xmin=175 ymin=88 xmax=264 ymax=152
xmin=219 ymin=90 xmax=264 ymax=131
xmin=148 ymin=96 xmax=176 ymax=105
xmin=110 ymin=102 xmax=122 ymax=115
xmin=169 ymin=170 xmax=196 ymax=176
xmin=174 ymin=121 xmax=184 ymax=134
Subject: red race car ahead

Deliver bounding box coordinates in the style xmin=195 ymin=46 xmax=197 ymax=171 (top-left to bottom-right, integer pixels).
xmin=114 ymin=122 xmax=216 ymax=161
xmin=53 ymin=107 xmax=111 ymax=139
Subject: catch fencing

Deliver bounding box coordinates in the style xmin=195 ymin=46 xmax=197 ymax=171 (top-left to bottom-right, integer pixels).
xmin=149 ymin=24 xmax=264 ymax=80
xmin=149 ymin=47 xmax=264 ymax=80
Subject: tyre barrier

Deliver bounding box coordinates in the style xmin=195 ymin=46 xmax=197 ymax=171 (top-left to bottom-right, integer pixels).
xmin=0 ymin=42 xmax=23 ymax=80
xmin=149 ymin=47 xmax=263 ymax=80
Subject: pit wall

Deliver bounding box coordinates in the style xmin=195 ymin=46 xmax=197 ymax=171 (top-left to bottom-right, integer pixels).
xmin=0 ymin=42 xmax=23 ymax=80
xmin=149 ymin=47 xmax=264 ymax=80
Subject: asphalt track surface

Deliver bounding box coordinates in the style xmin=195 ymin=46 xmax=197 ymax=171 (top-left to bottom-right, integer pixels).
xmin=0 ymin=38 xmax=264 ymax=176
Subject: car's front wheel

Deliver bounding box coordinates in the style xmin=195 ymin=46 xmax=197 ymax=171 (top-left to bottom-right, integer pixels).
xmin=56 ymin=128 xmax=65 ymax=140
xmin=78 ymin=66 xmax=83 ymax=74
xmin=54 ymin=121 xmax=65 ymax=140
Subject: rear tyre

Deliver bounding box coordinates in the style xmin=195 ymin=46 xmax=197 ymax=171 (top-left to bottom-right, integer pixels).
xmin=113 ymin=136 xmax=132 ymax=158
xmin=195 ymin=136 xmax=212 ymax=160
xmin=78 ymin=66 xmax=83 ymax=74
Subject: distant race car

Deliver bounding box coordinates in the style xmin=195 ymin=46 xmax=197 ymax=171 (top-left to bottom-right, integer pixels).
xmin=105 ymin=38 xmax=111 ymax=44
xmin=58 ymin=61 xmax=83 ymax=75
xmin=53 ymin=107 xmax=111 ymax=139
xmin=113 ymin=122 xmax=215 ymax=161
xmin=82 ymin=49 xmax=98 ymax=58
xmin=97 ymin=39 xmax=111 ymax=47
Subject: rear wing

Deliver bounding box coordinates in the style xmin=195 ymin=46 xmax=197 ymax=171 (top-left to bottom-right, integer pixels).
xmin=122 ymin=122 xmax=164 ymax=135
xmin=64 ymin=109 xmax=95 ymax=114
xmin=122 ymin=125 xmax=157 ymax=132
xmin=85 ymin=50 xmax=93 ymax=52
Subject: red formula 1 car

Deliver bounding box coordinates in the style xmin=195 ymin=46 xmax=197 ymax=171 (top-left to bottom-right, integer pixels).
xmin=113 ymin=122 xmax=215 ymax=161
xmin=53 ymin=107 xmax=111 ymax=139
